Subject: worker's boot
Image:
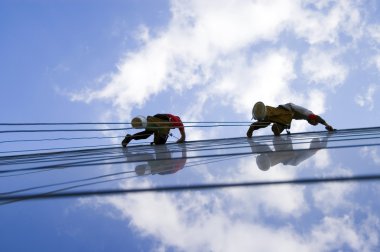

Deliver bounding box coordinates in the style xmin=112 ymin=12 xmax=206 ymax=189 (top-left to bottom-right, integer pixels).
xmin=122 ymin=134 xmax=132 ymax=147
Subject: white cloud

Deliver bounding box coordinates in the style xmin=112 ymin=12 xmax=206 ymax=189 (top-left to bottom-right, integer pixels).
xmin=310 ymin=215 xmax=380 ymax=252
xmin=69 ymin=0 xmax=364 ymax=128
xmin=65 ymin=0 xmax=380 ymax=246
xmin=94 ymin=187 xmax=312 ymax=252
xmin=170 ymin=0 xmax=295 ymax=52
xmin=311 ymin=164 xmax=356 ymax=213
xmin=203 ymin=48 xmax=297 ymax=115
xmin=10 ymin=0 xmax=380 ymax=249
xmin=360 ymin=146 xmax=380 ymax=165
xmin=313 ymin=149 xmax=331 ymax=168
xmin=368 ymin=24 xmax=380 ymax=44
xmin=355 ymin=84 xmax=379 ymax=111
xmin=375 ymin=56 xmax=380 ymax=72
xmin=302 ymin=48 xmax=348 ymax=88
xmin=313 ymin=183 xmax=355 ymax=213
xmin=88 ymin=169 xmax=379 ymax=252
xmin=80 ymin=139 xmax=380 ymax=252
xmin=293 ymin=0 xmax=362 ymax=44
xmin=367 ymin=25 xmax=380 ymax=73
xmin=71 ymin=0 xmax=299 ymax=121
xmin=218 ymin=156 xmax=309 ymax=218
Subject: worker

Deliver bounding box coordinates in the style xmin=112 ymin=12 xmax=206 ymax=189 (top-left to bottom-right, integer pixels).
xmin=247 ymin=102 xmax=334 ymax=137
xmin=122 ymin=113 xmax=186 ymax=147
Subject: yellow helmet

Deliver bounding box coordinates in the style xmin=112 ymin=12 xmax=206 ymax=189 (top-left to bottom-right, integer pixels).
xmin=252 ymin=101 xmax=267 ymax=120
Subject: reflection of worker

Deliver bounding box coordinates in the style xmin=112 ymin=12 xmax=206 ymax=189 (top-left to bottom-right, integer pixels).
xmin=246 ymin=139 xmax=275 ymax=171
xmin=247 ymin=102 xmax=334 ymax=137
xmin=122 ymin=114 xmax=186 ymax=147
xmin=252 ymin=136 xmax=327 ymax=171
xmin=246 ymin=140 xmax=272 ymax=157
xmin=135 ymin=145 xmax=187 ymax=176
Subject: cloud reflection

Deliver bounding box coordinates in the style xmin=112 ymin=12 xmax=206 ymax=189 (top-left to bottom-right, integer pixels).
xmin=86 ymin=135 xmax=380 ymax=251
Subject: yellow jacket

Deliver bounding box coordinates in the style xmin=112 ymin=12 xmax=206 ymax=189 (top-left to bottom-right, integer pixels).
xmin=264 ymin=106 xmax=293 ymax=126
xmin=146 ymin=116 xmax=171 ymax=135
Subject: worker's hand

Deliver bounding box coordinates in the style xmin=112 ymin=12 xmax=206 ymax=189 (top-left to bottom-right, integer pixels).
xmin=176 ymin=136 xmax=185 ymax=143
xmin=247 ymin=127 xmax=254 ymax=138
xmin=121 ymin=134 xmax=132 ymax=147
xmin=325 ymin=125 xmax=334 ymax=131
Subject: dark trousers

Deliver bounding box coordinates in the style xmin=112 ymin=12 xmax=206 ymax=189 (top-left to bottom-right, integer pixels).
xmin=247 ymin=121 xmax=287 ymax=136
xmin=132 ymin=130 xmax=169 ymax=145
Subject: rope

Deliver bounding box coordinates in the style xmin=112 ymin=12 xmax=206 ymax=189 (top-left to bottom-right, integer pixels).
xmin=0 ymin=135 xmax=124 ymax=144
xmin=1 ymin=174 xmax=380 ymax=201
xmin=0 ymin=121 xmax=255 ymax=126
xmin=1 ymin=126 xmax=380 ymax=203
xmin=1 ymin=140 xmax=379 ymax=175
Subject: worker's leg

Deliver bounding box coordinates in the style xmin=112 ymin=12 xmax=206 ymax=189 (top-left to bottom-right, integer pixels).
xmin=132 ymin=130 xmax=154 ymax=140
xmin=247 ymin=121 xmax=271 ymax=137
xmin=271 ymin=123 xmax=285 ymax=136
xmin=153 ymin=133 xmax=169 ymax=145
xmin=122 ymin=130 xmax=154 ymax=147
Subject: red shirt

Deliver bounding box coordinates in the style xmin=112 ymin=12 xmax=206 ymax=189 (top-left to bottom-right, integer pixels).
xmin=166 ymin=114 xmax=185 ymax=134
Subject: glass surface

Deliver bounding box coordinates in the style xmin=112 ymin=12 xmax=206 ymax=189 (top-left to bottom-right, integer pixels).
xmin=1 ymin=129 xmax=380 ymax=251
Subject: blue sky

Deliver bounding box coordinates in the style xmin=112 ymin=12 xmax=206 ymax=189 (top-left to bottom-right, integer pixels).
xmin=2 ymin=0 xmax=379 ymax=137
xmin=1 ymin=0 xmax=380 ymax=251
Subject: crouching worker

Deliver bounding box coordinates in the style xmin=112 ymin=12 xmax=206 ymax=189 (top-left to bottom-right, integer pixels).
xmin=247 ymin=102 xmax=334 ymax=137
xmin=122 ymin=114 xmax=186 ymax=147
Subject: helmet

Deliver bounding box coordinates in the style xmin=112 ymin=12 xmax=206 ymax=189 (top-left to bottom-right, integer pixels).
xmin=252 ymin=101 xmax=267 ymax=120
xmin=131 ymin=116 xmax=147 ymax=129
xmin=256 ymin=154 xmax=271 ymax=171
xmin=135 ymin=164 xmax=150 ymax=176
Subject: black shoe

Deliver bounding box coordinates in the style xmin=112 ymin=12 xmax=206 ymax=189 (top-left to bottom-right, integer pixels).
xmin=122 ymin=134 xmax=132 ymax=147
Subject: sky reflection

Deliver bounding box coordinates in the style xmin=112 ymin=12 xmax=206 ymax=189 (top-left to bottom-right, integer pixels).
xmin=1 ymin=130 xmax=380 ymax=251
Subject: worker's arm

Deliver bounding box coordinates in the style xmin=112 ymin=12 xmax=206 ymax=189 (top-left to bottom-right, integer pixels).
xmin=177 ymin=127 xmax=186 ymax=143
xmin=324 ymin=123 xmax=334 ymax=131
xmin=247 ymin=121 xmax=271 ymax=138
xmin=315 ymin=115 xmax=334 ymax=131
xmin=167 ymin=115 xmax=186 ymax=143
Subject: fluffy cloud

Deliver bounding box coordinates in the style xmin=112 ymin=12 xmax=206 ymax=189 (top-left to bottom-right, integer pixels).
xmin=301 ymin=48 xmax=348 ymax=89
xmin=313 ymin=182 xmax=355 ymax=213
xmin=92 ymin=180 xmax=312 ymax=252
xmin=360 ymin=146 xmax=380 ymax=165
xmin=375 ymin=56 xmax=380 ymax=72
xmin=310 ymin=215 xmax=380 ymax=252
xmin=66 ymin=1 xmax=380 ymax=250
xmin=69 ymin=0 xmax=364 ymax=129
xmin=293 ymin=0 xmax=362 ymax=44
xmin=202 ymin=48 xmax=297 ymax=114
xmin=355 ymin=84 xmax=379 ymax=110
xmin=79 ymin=135 xmax=380 ymax=251
xmin=368 ymin=24 xmax=380 ymax=44
xmin=94 ymin=153 xmax=302 ymax=248
xmin=88 ymin=163 xmax=379 ymax=252
xmin=222 ymin=156 xmax=309 ymax=218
